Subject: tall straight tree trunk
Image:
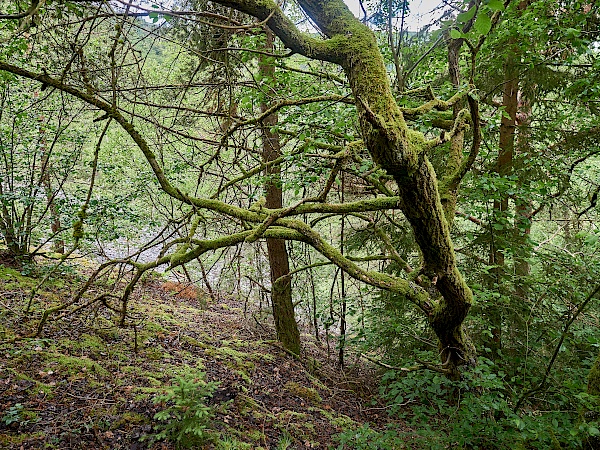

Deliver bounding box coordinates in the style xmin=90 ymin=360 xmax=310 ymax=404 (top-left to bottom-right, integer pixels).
xmin=259 ymin=28 xmax=301 ymax=355
xmin=514 ymin=98 xmax=532 ymax=300
xmin=487 ymin=54 xmax=518 ymax=358
xmin=487 ymin=0 xmax=532 ymax=357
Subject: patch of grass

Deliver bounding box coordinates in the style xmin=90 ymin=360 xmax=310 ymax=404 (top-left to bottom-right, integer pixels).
xmin=5 ymin=368 xmax=56 ymax=396
xmin=0 ymin=266 xmax=35 ymax=284
xmin=306 ymin=372 xmax=329 ymax=391
xmin=148 ymin=304 xmax=180 ymax=324
xmin=222 ymin=339 xmax=263 ymax=349
xmin=59 ymin=333 xmax=106 ymax=353
xmin=214 ymin=435 xmax=254 ymax=449
xmin=133 ymin=386 xmax=162 ymax=401
xmin=162 ymin=362 xmax=207 ymax=381
xmin=142 ymin=346 xmax=166 ymax=361
xmin=143 ymin=375 xmax=165 ymax=387
xmin=111 ymin=412 xmax=150 ymax=429
xmin=0 ymin=325 xmax=16 ymax=340
xmin=237 ymin=395 xmax=272 ymax=420
xmin=144 ymin=321 xmax=166 ymax=333
xmin=276 ymin=410 xmax=309 ymax=421
xmin=245 ymin=428 xmax=266 ymax=442
xmin=275 ymin=410 xmax=316 ymax=440
xmin=0 ymin=431 xmax=46 ymax=447
xmin=182 ymin=334 xmax=213 ymax=349
xmin=309 ymin=407 xmax=357 ymax=429
xmin=0 ymin=265 xmax=67 ymax=301
xmin=284 ymin=381 xmax=322 ymax=404
xmin=92 ymin=323 xmax=122 ymax=342
xmin=204 ymin=346 xmax=256 ymax=383
xmin=46 ymin=353 xmax=110 ymax=378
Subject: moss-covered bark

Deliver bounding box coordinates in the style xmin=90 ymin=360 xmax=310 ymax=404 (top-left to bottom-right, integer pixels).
xmin=284 ymin=0 xmax=476 ymax=376
xmin=192 ymin=0 xmax=477 ymax=375
xmin=0 ymin=0 xmax=477 ymax=377
xmin=440 ymin=37 xmax=465 ymax=224
xmin=260 ymin=29 xmax=301 ymax=355
xmin=587 ymin=353 xmax=600 ymax=448
xmin=588 ymin=353 xmax=600 ymax=396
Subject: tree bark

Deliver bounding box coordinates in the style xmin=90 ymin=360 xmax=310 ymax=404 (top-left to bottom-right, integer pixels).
xmin=259 ymin=28 xmax=301 ymax=355
xmin=487 ymin=55 xmax=518 ymax=358
xmin=442 ymin=36 xmax=465 ymax=223
xmin=292 ymin=0 xmax=476 ymax=376
xmin=1 ymin=0 xmax=477 ymax=376
xmin=514 ymin=98 xmax=532 ymax=301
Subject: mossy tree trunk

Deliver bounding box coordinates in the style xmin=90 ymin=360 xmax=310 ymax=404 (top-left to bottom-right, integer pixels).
xmin=6 ymin=0 xmax=477 ymax=377
xmin=259 ymin=28 xmax=301 ymax=355
xmin=587 ymin=352 xmax=600 ymax=448
xmin=440 ymin=36 xmax=466 ymax=223
xmin=588 ymin=353 xmax=600 ymax=396
xmin=209 ymin=0 xmax=478 ymax=376
xmin=514 ymin=103 xmax=532 ymax=304
xmin=486 ymin=54 xmax=519 ymax=359
xmin=220 ymin=0 xmax=472 ymax=376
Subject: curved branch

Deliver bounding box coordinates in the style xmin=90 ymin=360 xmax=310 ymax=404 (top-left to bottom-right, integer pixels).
xmin=280 ymin=217 xmax=431 ymax=311
xmin=211 ymin=0 xmax=344 ymax=63
xmin=440 ymin=93 xmax=482 ymax=192
xmin=0 ymin=0 xmax=40 ymax=20
xmin=401 ymin=90 xmax=467 ymax=119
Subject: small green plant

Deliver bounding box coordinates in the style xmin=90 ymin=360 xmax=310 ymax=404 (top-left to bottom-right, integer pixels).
xmin=334 ymin=423 xmax=406 ymax=449
xmin=2 ymin=403 xmax=26 ymax=426
xmin=215 ymin=436 xmax=253 ymax=449
xmin=151 ymin=372 xmax=219 ymax=448
xmin=276 ymin=432 xmax=294 ymax=450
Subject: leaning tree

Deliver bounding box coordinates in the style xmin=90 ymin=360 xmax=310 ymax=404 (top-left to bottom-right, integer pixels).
xmin=0 ymin=0 xmax=516 ymax=378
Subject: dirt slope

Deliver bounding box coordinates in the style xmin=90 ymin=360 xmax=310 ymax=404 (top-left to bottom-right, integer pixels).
xmin=0 ymin=266 xmax=407 ymax=449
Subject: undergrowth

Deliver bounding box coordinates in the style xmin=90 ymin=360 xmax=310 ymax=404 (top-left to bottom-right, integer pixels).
xmin=148 ymin=372 xmax=220 ymax=448
xmin=335 ymin=356 xmax=600 ymax=449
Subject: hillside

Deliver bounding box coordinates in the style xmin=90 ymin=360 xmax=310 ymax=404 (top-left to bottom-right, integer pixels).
xmin=0 ymin=263 xmax=407 ymax=449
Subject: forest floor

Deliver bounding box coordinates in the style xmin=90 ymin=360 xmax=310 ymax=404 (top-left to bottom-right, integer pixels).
xmin=0 ymin=261 xmax=411 ymax=449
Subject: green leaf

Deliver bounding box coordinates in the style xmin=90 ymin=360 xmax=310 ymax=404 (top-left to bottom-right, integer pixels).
xmin=565 ymin=27 xmax=581 ymax=38
xmin=488 ymin=0 xmax=504 ymax=11
xmin=474 ymin=13 xmax=492 ymax=35
xmin=457 ymin=6 xmax=476 ymax=23
xmin=450 ymin=29 xmax=462 ymax=39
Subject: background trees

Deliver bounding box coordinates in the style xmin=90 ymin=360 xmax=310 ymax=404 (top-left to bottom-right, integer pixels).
xmin=1 ymin=0 xmax=600 ymax=447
